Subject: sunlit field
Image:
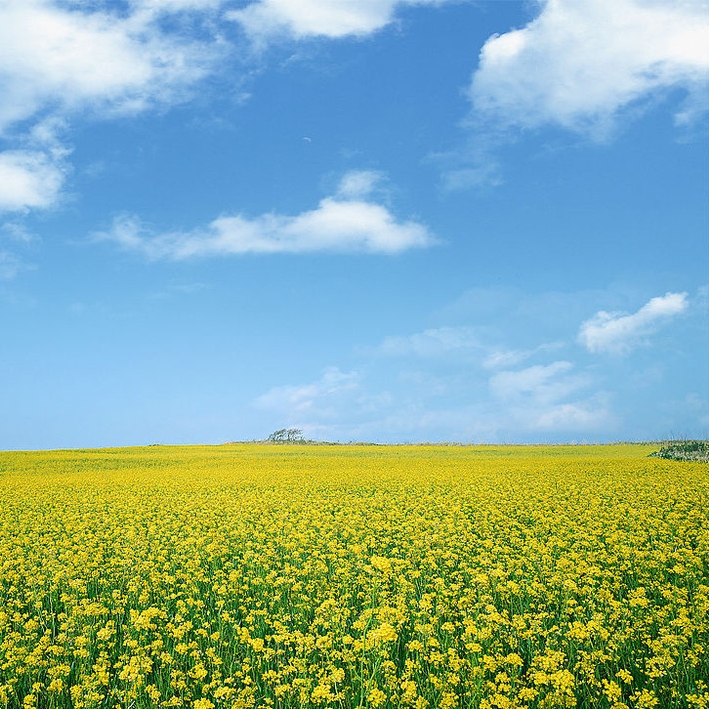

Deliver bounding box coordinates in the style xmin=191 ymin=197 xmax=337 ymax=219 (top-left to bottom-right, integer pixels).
xmin=0 ymin=444 xmax=707 ymax=709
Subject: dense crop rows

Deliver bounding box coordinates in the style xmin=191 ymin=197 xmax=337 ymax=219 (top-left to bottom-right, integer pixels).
xmin=0 ymin=444 xmax=707 ymax=709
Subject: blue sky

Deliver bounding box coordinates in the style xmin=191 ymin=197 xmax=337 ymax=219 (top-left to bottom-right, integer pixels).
xmin=1 ymin=0 xmax=708 ymax=448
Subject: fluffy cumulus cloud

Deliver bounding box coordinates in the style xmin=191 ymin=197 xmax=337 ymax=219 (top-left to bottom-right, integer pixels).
xmin=0 ymin=0 xmax=459 ymax=217
xmin=578 ymin=291 xmax=688 ymax=354
xmin=0 ymin=0 xmax=225 ymax=213
xmin=228 ymin=0 xmax=453 ymax=41
xmin=96 ymin=171 xmax=435 ymax=257
xmin=0 ymin=149 xmax=66 ymax=212
xmin=470 ymin=0 xmax=709 ymax=136
xmin=0 ymin=0 xmax=218 ymax=133
xmin=0 ymin=0 xmax=461 ymax=135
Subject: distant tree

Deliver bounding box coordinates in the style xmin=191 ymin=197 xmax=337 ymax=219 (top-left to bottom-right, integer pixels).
xmin=267 ymin=428 xmax=304 ymax=443
xmin=286 ymin=428 xmax=304 ymax=443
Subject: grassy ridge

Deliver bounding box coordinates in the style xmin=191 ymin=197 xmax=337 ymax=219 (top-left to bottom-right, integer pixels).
xmin=0 ymin=444 xmax=707 ymax=708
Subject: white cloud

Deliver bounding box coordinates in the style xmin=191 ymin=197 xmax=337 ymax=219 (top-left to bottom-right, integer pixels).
xmin=0 ymin=0 xmax=225 ymax=215
xmin=131 ymin=0 xmax=226 ymax=14
xmin=0 ymin=251 xmax=23 ymax=280
xmin=250 ymin=284 xmax=704 ymax=442
xmin=366 ymin=323 xmax=601 ymax=438
xmin=228 ymin=0 xmax=454 ymax=41
xmin=336 ymin=169 xmax=384 ymax=199
xmin=482 ymin=342 xmax=563 ymax=370
xmin=488 ymin=361 xmax=611 ymax=433
xmin=0 ymin=150 xmax=66 ymax=212
xmin=470 ymin=0 xmax=709 ymax=137
xmin=96 ymin=171 xmax=435 ymax=257
xmin=489 ymin=361 xmax=577 ymax=401
xmin=480 ymin=350 xmax=527 ymax=371
xmin=1 ymin=222 xmax=35 ymax=243
xmin=578 ymin=291 xmax=689 ymax=354
xmin=0 ymin=0 xmax=218 ymax=133
xmin=379 ymin=326 xmax=481 ymax=357
xmin=531 ymin=400 xmax=612 ymax=432
xmin=255 ymin=367 xmax=359 ymax=418
xmin=253 ymin=356 xmax=612 ymax=441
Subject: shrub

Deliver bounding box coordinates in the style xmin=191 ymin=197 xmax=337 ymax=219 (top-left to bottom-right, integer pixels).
xmin=649 ymin=439 xmax=709 ymax=462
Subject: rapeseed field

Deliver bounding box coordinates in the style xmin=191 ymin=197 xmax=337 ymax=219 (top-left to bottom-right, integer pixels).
xmin=0 ymin=444 xmax=707 ymax=709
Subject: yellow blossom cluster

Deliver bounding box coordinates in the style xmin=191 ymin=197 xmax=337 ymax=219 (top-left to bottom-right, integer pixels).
xmin=0 ymin=443 xmax=707 ymax=708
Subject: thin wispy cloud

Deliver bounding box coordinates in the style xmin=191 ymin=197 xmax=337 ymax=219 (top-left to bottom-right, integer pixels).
xmin=486 ymin=360 xmax=610 ymax=433
xmin=379 ymin=326 xmax=481 ymax=358
xmin=253 ymin=357 xmax=612 ymax=442
xmin=377 ymin=327 xmax=565 ymax=364
xmin=253 ymin=305 xmax=623 ymax=442
xmin=0 ymin=251 xmax=24 ymax=281
xmin=489 ymin=361 xmax=579 ymax=403
xmin=96 ymin=171 xmax=435 ymax=258
xmin=578 ymin=291 xmax=689 ymax=354
xmin=530 ymin=400 xmax=612 ymax=433
xmin=0 ymin=222 xmax=35 ymax=243
xmin=482 ymin=343 xmax=564 ymax=371
xmin=470 ymin=0 xmax=709 ymax=138
xmin=255 ymin=367 xmax=359 ymax=417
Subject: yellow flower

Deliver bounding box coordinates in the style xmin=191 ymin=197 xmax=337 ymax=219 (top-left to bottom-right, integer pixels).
xmin=616 ymin=669 xmax=634 ymax=685
xmin=193 ymin=700 xmax=214 ymax=709
xmin=369 ymin=622 xmax=398 ymax=645
xmin=603 ymin=680 xmax=623 ymax=703
xmin=368 ymin=688 xmax=387 ymax=707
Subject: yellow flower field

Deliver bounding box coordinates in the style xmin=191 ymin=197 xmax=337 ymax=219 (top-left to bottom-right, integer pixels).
xmin=0 ymin=444 xmax=707 ymax=709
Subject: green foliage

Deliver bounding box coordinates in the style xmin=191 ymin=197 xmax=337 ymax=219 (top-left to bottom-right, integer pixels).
xmin=267 ymin=428 xmax=305 ymax=443
xmin=649 ymin=440 xmax=709 ymax=462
